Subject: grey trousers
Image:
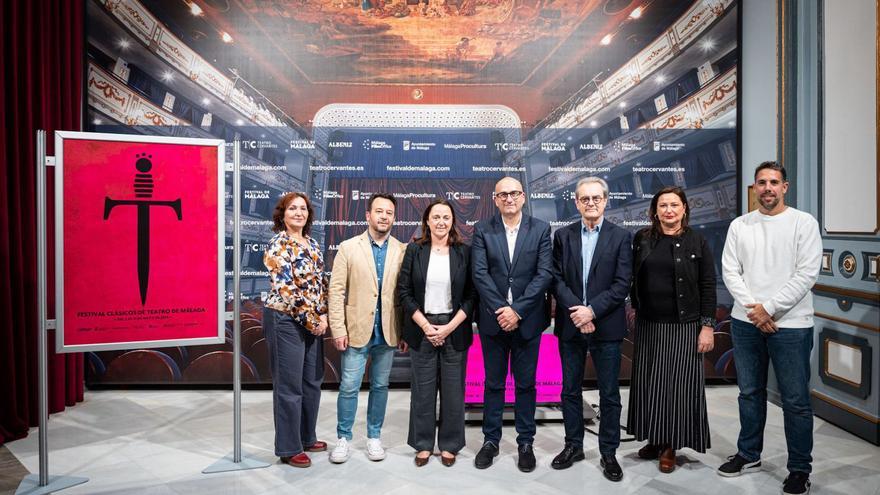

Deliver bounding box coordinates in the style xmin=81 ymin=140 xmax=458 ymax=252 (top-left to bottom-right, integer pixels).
xmin=264 ymin=308 xmax=323 ymax=457
xmin=407 ymin=314 xmax=467 ymax=453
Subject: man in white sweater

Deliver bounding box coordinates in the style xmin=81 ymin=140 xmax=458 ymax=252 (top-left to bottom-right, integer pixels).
xmin=717 ymin=161 xmax=822 ymax=495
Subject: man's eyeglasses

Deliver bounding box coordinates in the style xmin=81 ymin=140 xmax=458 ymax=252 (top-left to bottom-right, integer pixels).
xmin=495 ymin=190 xmax=524 ymax=201
xmin=577 ymin=195 xmax=605 ymax=205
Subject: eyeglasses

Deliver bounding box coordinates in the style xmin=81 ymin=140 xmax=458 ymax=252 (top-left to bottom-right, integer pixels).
xmin=495 ymin=190 xmax=524 ymax=201
xmin=577 ymin=195 xmax=605 ymax=205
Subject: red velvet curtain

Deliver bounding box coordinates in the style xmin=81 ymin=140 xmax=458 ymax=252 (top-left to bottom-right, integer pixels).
xmin=0 ymin=0 xmax=85 ymax=446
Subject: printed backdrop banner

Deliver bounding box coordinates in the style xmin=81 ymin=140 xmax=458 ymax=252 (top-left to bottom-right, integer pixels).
xmin=324 ymin=129 xmax=498 ymax=178
xmin=83 ymin=0 xmax=740 ymax=385
xmin=56 ymin=132 xmax=225 ymax=352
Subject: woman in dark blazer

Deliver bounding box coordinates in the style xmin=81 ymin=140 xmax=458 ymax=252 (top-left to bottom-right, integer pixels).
xmin=397 ymin=199 xmax=476 ymax=467
xmin=626 ymin=186 xmax=716 ymax=473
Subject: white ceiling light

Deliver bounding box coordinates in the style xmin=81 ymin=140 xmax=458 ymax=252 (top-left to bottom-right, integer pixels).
xmin=189 ymin=2 xmax=203 ymax=16
xmin=700 ymin=38 xmax=715 ymax=52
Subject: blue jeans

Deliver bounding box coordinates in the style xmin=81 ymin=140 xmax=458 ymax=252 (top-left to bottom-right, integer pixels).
xmin=559 ymin=336 xmax=621 ymax=455
xmin=336 ymin=341 xmax=396 ymax=440
xmin=731 ymin=319 xmax=814 ymax=473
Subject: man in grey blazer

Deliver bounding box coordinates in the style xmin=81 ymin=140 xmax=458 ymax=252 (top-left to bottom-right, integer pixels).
xmin=471 ymin=176 xmax=553 ymax=472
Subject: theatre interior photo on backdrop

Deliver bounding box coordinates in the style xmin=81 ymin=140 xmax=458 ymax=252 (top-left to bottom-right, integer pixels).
xmin=83 ymin=0 xmax=738 ymax=391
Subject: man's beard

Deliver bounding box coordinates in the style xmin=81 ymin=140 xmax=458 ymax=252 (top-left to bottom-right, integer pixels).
xmin=761 ymin=194 xmax=779 ymax=210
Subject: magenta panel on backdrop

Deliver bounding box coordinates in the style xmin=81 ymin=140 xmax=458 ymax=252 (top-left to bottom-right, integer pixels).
xmin=465 ymin=333 xmax=563 ymax=404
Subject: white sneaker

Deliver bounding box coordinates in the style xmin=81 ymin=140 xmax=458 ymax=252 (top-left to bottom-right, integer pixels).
xmin=330 ymin=438 xmax=350 ymax=464
xmin=366 ymin=438 xmax=386 ymax=461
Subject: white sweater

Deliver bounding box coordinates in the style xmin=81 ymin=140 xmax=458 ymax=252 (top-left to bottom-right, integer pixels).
xmin=721 ymin=207 xmax=823 ymax=328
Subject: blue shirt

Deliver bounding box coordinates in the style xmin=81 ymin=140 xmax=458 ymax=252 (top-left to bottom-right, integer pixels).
xmin=581 ymin=219 xmax=602 ymax=305
xmin=369 ymin=234 xmax=388 ymax=346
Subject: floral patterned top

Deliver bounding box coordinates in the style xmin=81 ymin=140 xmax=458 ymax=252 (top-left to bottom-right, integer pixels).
xmin=263 ymin=232 xmax=328 ymax=331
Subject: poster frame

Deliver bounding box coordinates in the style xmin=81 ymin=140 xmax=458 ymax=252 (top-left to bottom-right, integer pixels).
xmin=54 ymin=130 xmax=226 ymax=353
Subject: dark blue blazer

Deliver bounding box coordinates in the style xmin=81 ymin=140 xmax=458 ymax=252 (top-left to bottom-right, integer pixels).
xmin=471 ymin=214 xmax=553 ymax=340
xmin=552 ymin=219 xmax=633 ymax=341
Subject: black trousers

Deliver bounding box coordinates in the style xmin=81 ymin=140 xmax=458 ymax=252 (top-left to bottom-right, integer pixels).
xmin=407 ymin=313 xmax=467 ymax=453
xmin=480 ymin=331 xmax=541 ymax=446
xmin=559 ymin=336 xmax=622 ymax=455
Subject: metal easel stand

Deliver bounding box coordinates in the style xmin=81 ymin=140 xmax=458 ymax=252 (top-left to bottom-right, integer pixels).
xmin=203 ymin=140 xmax=270 ymax=474
xmin=16 ymin=131 xmax=88 ymax=494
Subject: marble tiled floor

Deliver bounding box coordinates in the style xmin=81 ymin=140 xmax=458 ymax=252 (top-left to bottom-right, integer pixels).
xmin=5 ymin=386 xmax=879 ymax=494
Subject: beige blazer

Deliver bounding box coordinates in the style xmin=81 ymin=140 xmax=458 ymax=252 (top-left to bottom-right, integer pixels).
xmin=328 ymin=231 xmax=406 ymax=348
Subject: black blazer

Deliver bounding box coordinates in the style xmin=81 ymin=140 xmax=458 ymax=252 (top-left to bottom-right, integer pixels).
xmin=397 ymin=242 xmax=476 ymax=351
xmin=630 ymin=227 xmax=717 ymax=325
xmin=471 ymin=214 xmax=553 ymax=340
xmin=552 ymin=219 xmax=633 ymax=341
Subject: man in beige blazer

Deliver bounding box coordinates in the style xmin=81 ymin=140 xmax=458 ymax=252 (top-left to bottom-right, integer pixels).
xmin=328 ymin=193 xmax=406 ymax=463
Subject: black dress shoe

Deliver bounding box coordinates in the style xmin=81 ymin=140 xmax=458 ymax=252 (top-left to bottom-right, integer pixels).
xmin=637 ymin=443 xmax=661 ymax=460
xmin=551 ymin=444 xmax=585 ymax=470
xmin=600 ymin=454 xmax=623 ymax=482
xmin=474 ymin=442 xmax=499 ymax=469
xmin=517 ymin=444 xmax=536 ymax=473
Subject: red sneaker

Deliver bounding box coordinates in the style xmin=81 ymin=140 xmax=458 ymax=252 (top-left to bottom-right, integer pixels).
xmin=282 ymin=452 xmax=311 ymax=468
xmin=304 ymin=441 xmax=328 ymax=452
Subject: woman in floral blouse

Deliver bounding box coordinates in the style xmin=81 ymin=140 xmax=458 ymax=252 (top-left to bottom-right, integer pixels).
xmin=263 ymin=192 xmax=328 ymax=468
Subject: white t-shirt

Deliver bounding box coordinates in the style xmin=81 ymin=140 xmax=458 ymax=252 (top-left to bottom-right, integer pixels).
xmin=721 ymin=207 xmax=822 ymax=328
xmin=424 ymin=252 xmax=453 ymax=314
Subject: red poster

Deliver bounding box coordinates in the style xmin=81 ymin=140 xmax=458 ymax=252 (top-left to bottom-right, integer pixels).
xmin=56 ymin=132 xmax=225 ymax=352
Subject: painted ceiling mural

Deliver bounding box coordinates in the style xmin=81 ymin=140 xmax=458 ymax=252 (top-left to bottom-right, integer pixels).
xmin=235 ymin=0 xmax=598 ymax=84
xmin=133 ymin=0 xmax=702 ymax=123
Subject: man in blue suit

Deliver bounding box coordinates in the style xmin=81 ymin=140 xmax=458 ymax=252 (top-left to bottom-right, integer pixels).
xmin=550 ymin=177 xmax=633 ymax=482
xmin=471 ymin=176 xmax=553 ymax=472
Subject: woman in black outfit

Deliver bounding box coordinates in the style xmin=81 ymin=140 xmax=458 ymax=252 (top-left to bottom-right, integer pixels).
xmin=397 ymin=199 xmax=476 ymax=467
xmin=627 ymin=186 xmax=716 ymax=473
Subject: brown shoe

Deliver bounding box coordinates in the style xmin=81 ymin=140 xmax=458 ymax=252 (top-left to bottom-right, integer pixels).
xmin=440 ymin=452 xmax=456 ymax=467
xmin=282 ymin=452 xmax=311 ymax=468
xmin=637 ymin=444 xmax=661 ymax=460
xmin=659 ymin=447 xmax=676 ymax=473
xmin=414 ymin=451 xmax=431 ymax=467
xmin=304 ymin=441 xmax=327 ymax=452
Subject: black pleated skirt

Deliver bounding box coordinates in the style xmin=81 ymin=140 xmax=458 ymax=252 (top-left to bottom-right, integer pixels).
xmin=626 ymin=318 xmax=711 ymax=452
